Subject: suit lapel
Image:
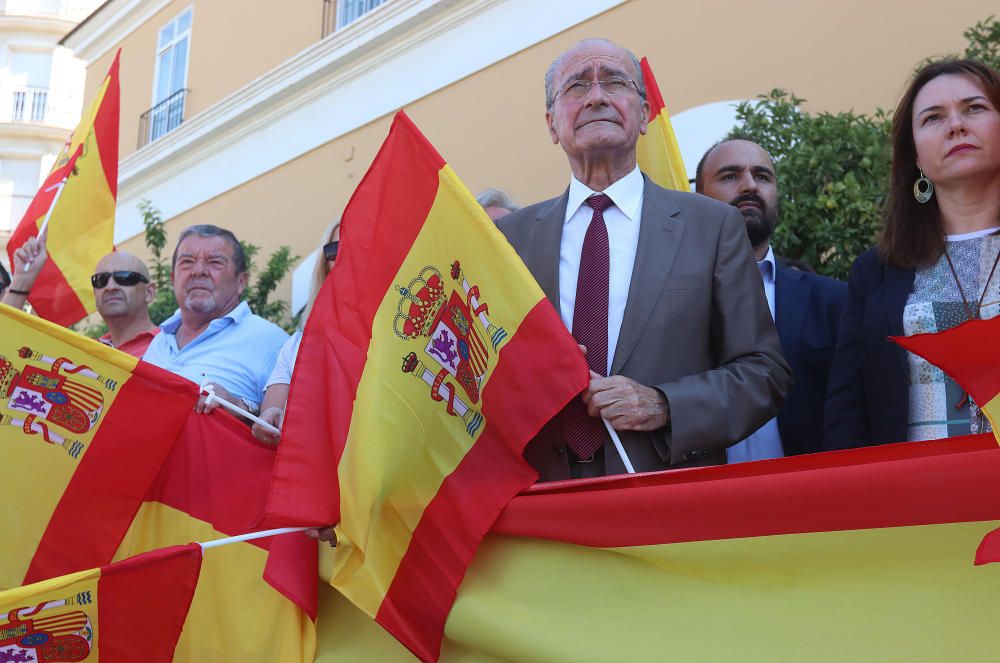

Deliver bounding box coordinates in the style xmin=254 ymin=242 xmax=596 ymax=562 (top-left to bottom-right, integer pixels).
xmin=774 ymin=263 xmax=807 ymax=360
xmin=522 ymin=192 xmax=568 ymax=314
xmin=611 ymin=178 xmax=683 ymax=375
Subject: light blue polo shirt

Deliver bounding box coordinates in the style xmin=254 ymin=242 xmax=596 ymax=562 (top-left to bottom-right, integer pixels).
xmin=143 ymin=300 xmax=289 ymax=408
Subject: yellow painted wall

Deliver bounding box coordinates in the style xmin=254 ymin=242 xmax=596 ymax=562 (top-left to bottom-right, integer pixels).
xmin=110 ymin=0 xmax=994 ymax=314
xmin=84 ymin=0 xmax=322 ymax=159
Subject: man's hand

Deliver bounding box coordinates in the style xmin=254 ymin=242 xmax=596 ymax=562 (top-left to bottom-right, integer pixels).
xmin=581 ymin=374 xmax=670 ymax=431
xmin=305 ymin=526 xmax=337 ymax=548
xmin=252 ymin=406 xmax=283 ymax=446
xmin=196 ymin=381 xmax=241 ymax=414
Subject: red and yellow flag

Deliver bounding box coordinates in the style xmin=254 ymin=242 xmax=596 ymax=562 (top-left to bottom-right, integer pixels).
xmin=7 ymin=50 xmax=120 ymax=326
xmin=315 ymin=435 xmax=1000 ymax=660
xmin=892 ymin=317 xmax=1000 ymax=444
xmin=0 ymin=544 xmax=201 ymax=663
xmin=0 ymin=303 xmax=197 ymax=589
xmin=264 ymin=111 xmax=588 ymax=660
xmin=635 ymin=56 xmax=689 ymax=191
xmin=114 ymin=411 xmax=317 ymax=661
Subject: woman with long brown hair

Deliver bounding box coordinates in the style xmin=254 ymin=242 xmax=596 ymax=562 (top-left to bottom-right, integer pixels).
xmin=825 ymin=59 xmax=1000 ymax=450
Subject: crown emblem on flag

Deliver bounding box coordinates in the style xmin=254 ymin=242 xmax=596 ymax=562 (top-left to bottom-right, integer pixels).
xmin=393 ymin=267 xmax=447 ymax=340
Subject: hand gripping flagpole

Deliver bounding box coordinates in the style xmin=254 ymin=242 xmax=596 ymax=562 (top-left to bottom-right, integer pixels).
xmin=603 ymin=418 xmax=636 ymax=474
xmin=200 ymin=379 xmax=280 ymax=436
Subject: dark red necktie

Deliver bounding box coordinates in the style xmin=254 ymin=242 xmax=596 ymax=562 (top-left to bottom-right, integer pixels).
xmin=562 ymin=193 xmax=613 ymax=460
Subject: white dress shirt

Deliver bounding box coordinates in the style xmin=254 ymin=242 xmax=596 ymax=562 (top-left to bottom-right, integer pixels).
xmin=559 ymin=166 xmax=644 ymax=376
xmin=727 ymin=246 xmax=785 ymax=463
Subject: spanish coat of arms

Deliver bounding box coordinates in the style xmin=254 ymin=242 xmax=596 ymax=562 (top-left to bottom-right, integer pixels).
xmin=0 ymin=592 xmax=94 ymax=663
xmin=394 ymin=261 xmax=508 ymax=437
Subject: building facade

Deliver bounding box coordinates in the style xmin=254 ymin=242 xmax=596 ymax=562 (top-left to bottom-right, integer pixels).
xmin=62 ymin=0 xmax=996 ymax=315
xmin=0 ymin=0 xmax=101 ymax=260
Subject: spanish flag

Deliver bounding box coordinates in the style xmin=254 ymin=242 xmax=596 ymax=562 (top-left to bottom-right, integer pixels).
xmin=315 ymin=434 xmax=1000 ymax=661
xmin=0 ymin=303 xmax=197 ymax=589
xmin=6 ymin=50 xmax=120 ymax=326
xmin=264 ymin=111 xmax=589 ymax=661
xmin=635 ymin=56 xmax=689 ymax=191
xmin=0 ymin=544 xmax=201 ymax=662
xmin=892 ymin=317 xmax=1000 ymax=444
xmin=113 ymin=411 xmax=317 ymax=661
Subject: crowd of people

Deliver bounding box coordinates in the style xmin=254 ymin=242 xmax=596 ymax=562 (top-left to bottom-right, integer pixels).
xmin=2 ymin=38 xmax=998 ymax=483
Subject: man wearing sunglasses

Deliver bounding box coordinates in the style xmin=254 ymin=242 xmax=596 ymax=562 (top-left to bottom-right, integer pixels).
xmin=91 ymin=251 xmax=160 ymax=357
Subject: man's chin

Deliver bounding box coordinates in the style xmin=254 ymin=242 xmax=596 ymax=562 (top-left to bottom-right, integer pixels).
xmin=184 ymin=296 xmax=218 ymax=314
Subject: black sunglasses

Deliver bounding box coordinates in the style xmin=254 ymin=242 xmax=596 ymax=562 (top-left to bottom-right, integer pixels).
xmin=91 ymin=271 xmax=150 ymax=289
xmin=323 ymin=241 xmax=340 ymax=262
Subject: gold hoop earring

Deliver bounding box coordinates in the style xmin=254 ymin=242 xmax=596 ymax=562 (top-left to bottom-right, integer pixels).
xmin=913 ymin=169 xmax=934 ymax=204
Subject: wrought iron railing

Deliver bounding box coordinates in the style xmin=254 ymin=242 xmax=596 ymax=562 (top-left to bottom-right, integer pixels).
xmin=137 ymin=88 xmax=188 ymax=148
xmin=8 ymin=86 xmax=48 ymax=123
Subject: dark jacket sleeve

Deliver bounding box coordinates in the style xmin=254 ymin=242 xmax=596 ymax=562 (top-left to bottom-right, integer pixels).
xmin=823 ymin=250 xmax=877 ymax=450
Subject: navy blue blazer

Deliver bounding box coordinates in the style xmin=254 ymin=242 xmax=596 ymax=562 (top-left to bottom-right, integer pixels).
xmin=773 ymin=262 xmax=847 ymax=455
xmin=823 ymin=248 xmax=915 ymax=450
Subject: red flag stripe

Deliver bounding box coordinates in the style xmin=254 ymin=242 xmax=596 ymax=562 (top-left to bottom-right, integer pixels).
xmin=640 ymin=57 xmax=667 ymax=115
xmin=493 ymin=434 xmax=1000 ymax=548
xmin=375 ymin=299 xmax=583 ymax=661
xmin=24 ymin=362 xmax=198 ymax=583
xmin=98 ymin=543 xmax=201 ymax=663
xmin=93 ymin=51 xmax=120 ymax=197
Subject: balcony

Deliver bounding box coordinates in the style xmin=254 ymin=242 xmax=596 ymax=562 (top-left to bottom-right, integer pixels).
xmin=1 ymin=85 xmax=48 ymax=123
xmin=0 ymin=0 xmax=96 ymax=22
xmin=138 ymin=88 xmax=188 ymax=149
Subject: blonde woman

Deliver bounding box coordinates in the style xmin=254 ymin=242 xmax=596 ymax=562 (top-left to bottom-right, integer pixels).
xmin=252 ymin=219 xmax=340 ymax=445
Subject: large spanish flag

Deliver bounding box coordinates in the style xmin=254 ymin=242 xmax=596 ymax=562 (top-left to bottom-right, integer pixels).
xmin=892 ymin=316 xmax=1000 ymax=444
xmin=314 ymin=435 xmax=1000 ymax=661
xmin=113 ymin=411 xmax=317 ymax=662
xmin=0 ymin=304 xmax=197 ymax=589
xmin=6 ymin=50 xmax=120 ymax=326
xmin=635 ymin=56 xmax=689 ymax=191
xmin=263 ymin=111 xmax=588 ymax=660
xmin=0 ymin=544 xmax=201 ymax=662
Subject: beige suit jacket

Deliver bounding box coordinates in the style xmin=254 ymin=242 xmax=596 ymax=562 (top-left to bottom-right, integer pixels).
xmin=497 ymin=176 xmax=792 ymax=480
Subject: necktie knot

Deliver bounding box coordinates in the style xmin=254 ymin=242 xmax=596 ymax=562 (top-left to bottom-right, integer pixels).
xmin=586 ymin=193 xmax=614 ymax=214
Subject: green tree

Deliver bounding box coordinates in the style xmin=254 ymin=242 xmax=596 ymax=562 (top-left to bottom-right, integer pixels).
xmin=962 ymin=15 xmax=1000 ymax=70
xmin=728 ymin=16 xmax=1000 ymax=280
xmin=140 ymin=199 xmax=299 ymax=328
xmin=729 ymin=91 xmax=891 ymax=280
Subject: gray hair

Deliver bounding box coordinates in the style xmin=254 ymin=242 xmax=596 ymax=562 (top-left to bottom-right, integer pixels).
xmin=475 ymin=188 xmax=520 ymax=213
xmin=544 ymin=38 xmax=647 ymax=111
xmin=171 ymin=224 xmax=247 ymax=273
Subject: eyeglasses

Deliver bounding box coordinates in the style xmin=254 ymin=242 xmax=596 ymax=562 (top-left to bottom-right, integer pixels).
xmin=91 ymin=271 xmax=150 ymax=289
xmin=554 ymin=77 xmax=640 ymax=103
xmin=322 ymin=241 xmax=339 ymax=262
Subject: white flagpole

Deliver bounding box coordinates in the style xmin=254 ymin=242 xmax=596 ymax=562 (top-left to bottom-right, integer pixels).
xmin=198 ymin=527 xmax=310 ymax=550
xmin=603 ymin=418 xmax=636 ymax=474
xmin=200 ymin=380 xmax=280 ymax=435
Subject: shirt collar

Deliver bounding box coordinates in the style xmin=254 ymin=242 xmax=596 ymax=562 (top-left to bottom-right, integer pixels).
xmin=160 ymin=300 xmax=251 ymax=334
xmin=565 ymin=165 xmax=644 ymax=224
xmin=758 ymin=245 xmax=776 ymax=283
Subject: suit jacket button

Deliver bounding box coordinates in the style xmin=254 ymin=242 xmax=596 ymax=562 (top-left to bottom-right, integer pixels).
xmin=556 ymin=445 xmax=566 ymax=456
xmin=686 ymin=449 xmax=705 ymax=460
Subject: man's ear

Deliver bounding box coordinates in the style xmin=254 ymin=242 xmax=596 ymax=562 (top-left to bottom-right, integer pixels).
xmin=237 ymin=271 xmax=249 ymax=295
xmin=638 ymin=99 xmax=651 ymax=136
xmin=546 ymin=111 xmax=559 ymax=145
xmin=145 ymin=282 xmax=155 ymax=304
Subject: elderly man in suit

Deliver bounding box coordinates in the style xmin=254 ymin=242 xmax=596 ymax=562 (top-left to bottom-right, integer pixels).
xmin=696 ymin=138 xmax=847 ymax=461
xmin=497 ymin=38 xmax=791 ymax=481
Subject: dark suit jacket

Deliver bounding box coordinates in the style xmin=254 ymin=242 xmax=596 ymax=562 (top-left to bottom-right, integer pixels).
xmin=823 ymin=247 xmax=914 ymax=450
xmin=773 ymin=262 xmax=847 ymax=455
xmin=497 ymin=176 xmax=792 ymax=480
